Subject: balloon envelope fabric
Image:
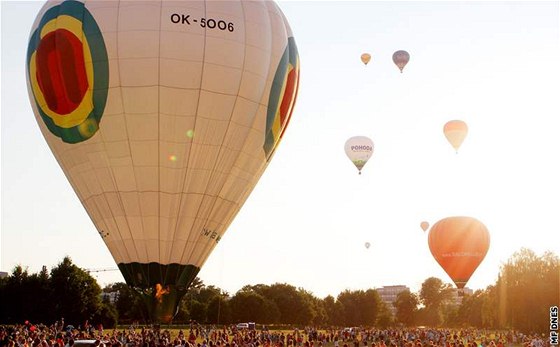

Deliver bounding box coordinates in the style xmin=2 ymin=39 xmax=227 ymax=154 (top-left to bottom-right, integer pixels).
xmin=27 ymin=0 xmax=299 ymax=322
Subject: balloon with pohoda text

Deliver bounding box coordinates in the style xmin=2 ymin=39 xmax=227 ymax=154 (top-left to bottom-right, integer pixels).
xmin=444 ymin=120 xmax=469 ymax=152
xmin=26 ymin=0 xmax=299 ymax=323
xmin=428 ymin=216 xmax=490 ymax=289
xmin=392 ymin=50 xmax=410 ymax=73
xmin=345 ymin=136 xmax=374 ymax=175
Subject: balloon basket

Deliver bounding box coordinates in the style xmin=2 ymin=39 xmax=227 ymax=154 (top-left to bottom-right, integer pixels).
xmin=139 ymin=284 xmax=187 ymax=324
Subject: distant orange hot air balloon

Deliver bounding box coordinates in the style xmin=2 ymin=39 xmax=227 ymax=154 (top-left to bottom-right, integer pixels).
xmin=420 ymin=221 xmax=429 ymax=232
xmin=428 ymin=216 xmax=490 ymax=289
xmin=361 ymin=53 xmax=371 ymax=65
xmin=443 ymin=120 xmax=468 ymax=152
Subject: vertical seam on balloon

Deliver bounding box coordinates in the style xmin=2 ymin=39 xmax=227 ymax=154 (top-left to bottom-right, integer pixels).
xmin=74 ymin=1 xmax=128 ymax=272
xmin=216 ymin=0 xmax=277 ymax=237
xmin=193 ymin=0 xmax=253 ymax=268
xmin=111 ymin=0 xmax=141 ymax=271
xmin=74 ymin=1 xmax=124 ymax=270
xmin=102 ymin=0 xmax=137 ymax=272
xmin=218 ymin=0 xmax=276 ymax=230
xmin=157 ymin=0 xmax=164 ymax=285
xmin=173 ymin=0 xmax=210 ymax=270
xmin=189 ymin=1 xmax=247 ymax=266
xmin=79 ymin=0 xmax=125 ymax=275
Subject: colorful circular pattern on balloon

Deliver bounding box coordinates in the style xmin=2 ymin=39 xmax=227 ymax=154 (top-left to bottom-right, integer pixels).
xmin=26 ymin=0 xmax=108 ymax=144
xmin=263 ymin=37 xmax=300 ymax=160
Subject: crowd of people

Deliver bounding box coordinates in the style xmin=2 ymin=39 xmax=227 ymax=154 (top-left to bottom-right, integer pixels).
xmin=0 ymin=321 xmax=552 ymax=347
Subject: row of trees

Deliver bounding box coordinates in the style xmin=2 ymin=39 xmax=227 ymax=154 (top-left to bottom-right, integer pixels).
xmin=103 ymin=280 xmax=393 ymax=327
xmin=0 ymin=257 xmax=117 ymax=326
xmin=1 ymin=248 xmax=557 ymax=334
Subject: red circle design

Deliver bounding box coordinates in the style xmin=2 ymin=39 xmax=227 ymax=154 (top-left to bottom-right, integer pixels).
xmin=36 ymin=29 xmax=89 ymax=115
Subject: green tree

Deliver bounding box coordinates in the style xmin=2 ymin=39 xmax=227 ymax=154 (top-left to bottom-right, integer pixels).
xmin=179 ymin=278 xmax=230 ymax=324
xmin=418 ymin=277 xmax=453 ymax=327
xmin=103 ymin=283 xmax=146 ymax=323
xmin=0 ymin=265 xmax=55 ymax=324
xmin=442 ymin=303 xmax=459 ymax=327
xmin=0 ymin=265 xmax=31 ymax=323
xmin=480 ymin=285 xmax=499 ymax=329
xmin=94 ymin=298 xmax=118 ymax=328
xmin=207 ymin=294 xmax=231 ymax=324
xmin=394 ymin=289 xmax=418 ymax=326
xmin=294 ymin=288 xmax=318 ymax=325
xmin=376 ymin=301 xmax=393 ymax=328
xmin=49 ymin=256 xmax=104 ymax=325
xmin=229 ymin=290 xmax=279 ymax=323
xmin=188 ymin=300 xmax=207 ymax=323
xmin=337 ymin=290 xmax=362 ymax=326
xmin=24 ymin=267 xmax=53 ymax=323
xmin=498 ymin=248 xmax=559 ymax=333
xmin=308 ymin=294 xmax=327 ymax=325
xmin=249 ymin=283 xmax=309 ymax=324
xmin=457 ymin=289 xmax=485 ymax=327
xmin=363 ymin=289 xmax=382 ymax=326
xmin=322 ymin=295 xmax=341 ymax=326
xmin=336 ymin=289 xmax=382 ymax=326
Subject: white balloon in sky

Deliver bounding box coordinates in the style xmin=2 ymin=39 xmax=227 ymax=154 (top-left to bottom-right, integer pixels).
xmin=345 ymin=136 xmax=374 ymax=174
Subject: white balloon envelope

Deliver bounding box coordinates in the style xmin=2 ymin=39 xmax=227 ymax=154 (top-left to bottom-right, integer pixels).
xmin=443 ymin=120 xmax=469 ymax=152
xmin=344 ymin=136 xmax=374 ymax=174
xmin=26 ymin=0 xmax=299 ymax=322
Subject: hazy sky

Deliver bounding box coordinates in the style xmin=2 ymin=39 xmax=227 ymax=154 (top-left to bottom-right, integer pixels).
xmin=1 ymin=1 xmax=559 ymax=299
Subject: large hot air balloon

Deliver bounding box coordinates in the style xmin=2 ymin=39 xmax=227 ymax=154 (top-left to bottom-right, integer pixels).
xmin=443 ymin=120 xmax=468 ymax=152
xmin=428 ymin=216 xmax=490 ymax=289
xmin=361 ymin=53 xmax=371 ymax=65
xmin=344 ymin=136 xmax=374 ymax=175
xmin=392 ymin=50 xmax=410 ymax=73
xmin=420 ymin=221 xmax=429 ymax=232
xmin=26 ymin=0 xmax=299 ymax=323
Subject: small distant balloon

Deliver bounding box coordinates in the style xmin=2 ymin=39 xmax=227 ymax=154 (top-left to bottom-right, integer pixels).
xmin=392 ymin=50 xmax=410 ymax=73
xmin=344 ymin=136 xmax=374 ymax=175
xmin=365 ymin=242 xmax=371 ymax=249
xmin=169 ymin=155 xmax=177 ymax=162
xmin=361 ymin=53 xmax=371 ymax=65
xmin=186 ymin=129 xmax=194 ymax=138
xmin=420 ymin=221 xmax=429 ymax=232
xmin=443 ymin=120 xmax=468 ymax=152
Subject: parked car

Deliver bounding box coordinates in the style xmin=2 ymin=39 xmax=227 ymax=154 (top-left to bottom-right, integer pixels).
xmin=236 ymin=323 xmax=249 ymax=330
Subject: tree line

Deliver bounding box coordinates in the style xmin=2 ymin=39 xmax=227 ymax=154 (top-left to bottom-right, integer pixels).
xmin=1 ymin=248 xmax=557 ymax=334
xmin=0 ymin=257 xmax=117 ymax=327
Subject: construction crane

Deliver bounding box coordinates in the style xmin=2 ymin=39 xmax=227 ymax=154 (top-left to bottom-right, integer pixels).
xmin=86 ymin=268 xmax=119 ymax=274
